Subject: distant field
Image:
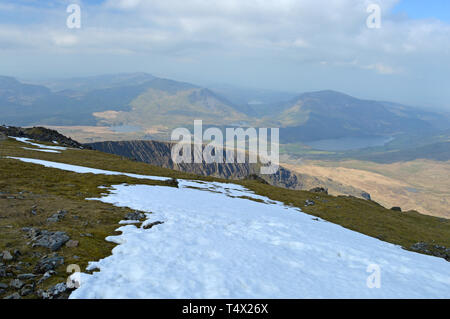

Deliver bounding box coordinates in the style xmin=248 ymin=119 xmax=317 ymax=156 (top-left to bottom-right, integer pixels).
xmin=283 ymin=159 xmax=450 ymax=219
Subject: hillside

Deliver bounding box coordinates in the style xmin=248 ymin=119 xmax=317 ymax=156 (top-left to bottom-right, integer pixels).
xmin=1 ymin=132 xmax=449 ymax=299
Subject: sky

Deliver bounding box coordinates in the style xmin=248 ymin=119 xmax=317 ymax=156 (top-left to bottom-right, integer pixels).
xmin=0 ymin=0 xmax=449 ymax=110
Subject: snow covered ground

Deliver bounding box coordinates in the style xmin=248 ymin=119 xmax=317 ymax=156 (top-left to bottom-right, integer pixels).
xmin=9 ymin=137 xmax=67 ymax=153
xmin=7 ymin=157 xmax=450 ymax=298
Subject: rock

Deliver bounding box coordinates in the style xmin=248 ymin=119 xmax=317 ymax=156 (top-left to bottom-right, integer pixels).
xmin=47 ymin=210 xmax=67 ymax=223
xmin=168 ymin=178 xmax=179 ymax=188
xmin=309 ymin=187 xmax=328 ymax=194
xmin=80 ymin=233 xmax=93 ymax=237
xmin=13 ymin=249 xmax=21 ymax=257
xmin=20 ymin=284 xmax=34 ymax=297
xmin=29 ymin=230 xmax=70 ymax=251
xmin=0 ymin=283 xmax=7 ymax=289
xmin=125 ymin=211 xmax=146 ymax=221
xmin=391 ymin=206 xmax=402 ymax=212
xmin=305 ymin=200 xmax=315 ymax=207
xmin=410 ymin=242 xmax=450 ymax=261
xmin=17 ymin=273 xmax=36 ymax=281
xmin=9 ymin=279 xmax=25 ymax=289
xmin=37 ymin=270 xmax=56 ymax=284
xmin=2 ymin=250 xmax=13 ymax=261
xmin=65 ymin=240 xmax=79 ymax=248
xmin=3 ymin=292 xmax=21 ymax=299
xmin=0 ymin=289 xmax=4 ymax=295
xmin=0 ymin=264 xmax=11 ymax=277
xmin=143 ymin=221 xmax=164 ymax=230
xmin=361 ymin=191 xmax=371 ymax=201
xmin=40 ymin=283 xmax=69 ymax=299
xmin=34 ymin=256 xmax=64 ymax=274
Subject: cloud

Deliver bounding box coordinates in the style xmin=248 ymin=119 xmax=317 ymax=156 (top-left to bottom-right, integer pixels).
xmin=0 ymin=0 xmax=449 ymax=108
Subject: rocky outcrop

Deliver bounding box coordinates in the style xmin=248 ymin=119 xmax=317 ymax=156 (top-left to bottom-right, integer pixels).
xmin=0 ymin=125 xmax=85 ymax=148
xmin=87 ymin=140 xmax=303 ymax=190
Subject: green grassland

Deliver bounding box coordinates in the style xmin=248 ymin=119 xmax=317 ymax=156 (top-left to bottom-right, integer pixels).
xmin=0 ymin=137 xmax=449 ymax=297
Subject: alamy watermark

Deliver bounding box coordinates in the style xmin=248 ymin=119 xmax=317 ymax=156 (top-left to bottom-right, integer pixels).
xmin=366 ymin=4 xmax=381 ymax=29
xmin=171 ymin=120 xmax=279 ymax=175
xmin=66 ymin=4 xmax=81 ymax=29
xmin=366 ymin=264 xmax=381 ymax=289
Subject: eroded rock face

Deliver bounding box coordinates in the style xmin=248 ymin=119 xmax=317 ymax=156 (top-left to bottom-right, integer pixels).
xmin=87 ymin=140 xmax=301 ymax=189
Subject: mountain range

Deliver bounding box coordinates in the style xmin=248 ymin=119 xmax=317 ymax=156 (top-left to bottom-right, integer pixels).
xmin=1 ymin=73 xmax=449 ymax=143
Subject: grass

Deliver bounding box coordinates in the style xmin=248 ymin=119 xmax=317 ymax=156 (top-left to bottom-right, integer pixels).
xmin=0 ymin=137 xmax=449 ymax=298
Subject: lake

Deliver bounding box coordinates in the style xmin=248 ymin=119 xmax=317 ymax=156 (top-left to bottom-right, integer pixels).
xmin=305 ymin=136 xmax=394 ymax=151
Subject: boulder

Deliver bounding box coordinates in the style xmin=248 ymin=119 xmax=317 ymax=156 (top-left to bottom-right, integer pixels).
xmin=2 ymin=250 xmax=13 ymax=261
xmin=34 ymin=256 xmax=64 ymax=274
xmin=125 ymin=211 xmax=146 ymax=221
xmin=305 ymin=200 xmax=316 ymax=207
xmin=9 ymin=279 xmax=25 ymax=289
xmin=309 ymin=187 xmax=328 ymax=194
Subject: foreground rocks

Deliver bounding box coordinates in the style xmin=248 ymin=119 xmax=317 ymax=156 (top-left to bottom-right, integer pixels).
xmin=125 ymin=211 xmax=146 ymax=221
xmin=23 ymin=228 xmax=70 ymax=251
xmin=410 ymin=242 xmax=450 ymax=262
xmin=34 ymin=255 xmax=64 ymax=274
xmin=46 ymin=210 xmax=67 ymax=223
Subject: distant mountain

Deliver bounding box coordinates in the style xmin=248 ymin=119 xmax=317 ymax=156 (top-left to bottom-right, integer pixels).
xmin=1 ymin=75 xmax=449 ymax=145
xmin=273 ymin=90 xmax=448 ymax=142
xmin=41 ymin=72 xmax=156 ymax=92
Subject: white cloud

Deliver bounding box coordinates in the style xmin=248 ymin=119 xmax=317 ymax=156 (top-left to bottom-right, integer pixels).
xmin=0 ymin=0 xmax=450 ymax=108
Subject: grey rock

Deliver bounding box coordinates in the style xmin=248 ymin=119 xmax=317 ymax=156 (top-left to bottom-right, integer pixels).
xmin=361 ymin=191 xmax=371 ymax=201
xmin=37 ymin=270 xmax=56 ymax=284
xmin=309 ymin=187 xmax=328 ymax=194
xmin=34 ymin=256 xmax=64 ymax=274
xmin=143 ymin=221 xmax=164 ymax=230
xmin=0 ymin=289 xmax=5 ymax=295
xmin=125 ymin=211 xmax=146 ymax=221
xmin=0 ymin=283 xmax=8 ymax=289
xmin=47 ymin=210 xmax=67 ymax=223
xmin=305 ymin=200 xmax=316 ymax=207
xmin=2 ymin=250 xmax=13 ymax=261
xmin=41 ymin=283 xmax=68 ymax=299
xmin=9 ymin=279 xmax=25 ymax=289
xmin=3 ymin=292 xmax=21 ymax=299
xmin=20 ymin=284 xmax=34 ymax=296
xmin=410 ymin=242 xmax=450 ymax=262
xmin=31 ymin=230 xmax=70 ymax=251
xmin=80 ymin=233 xmax=93 ymax=237
xmin=17 ymin=273 xmax=36 ymax=280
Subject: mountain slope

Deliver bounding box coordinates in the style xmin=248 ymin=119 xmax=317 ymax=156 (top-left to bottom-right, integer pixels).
xmin=1 ymin=134 xmax=449 ymax=299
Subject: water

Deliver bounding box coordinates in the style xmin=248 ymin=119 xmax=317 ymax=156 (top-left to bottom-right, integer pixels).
xmin=305 ymin=136 xmax=393 ymax=151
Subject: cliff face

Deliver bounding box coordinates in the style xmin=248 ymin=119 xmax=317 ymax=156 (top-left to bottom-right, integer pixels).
xmin=87 ymin=140 xmax=302 ymax=189
xmin=87 ymin=140 xmax=372 ymax=201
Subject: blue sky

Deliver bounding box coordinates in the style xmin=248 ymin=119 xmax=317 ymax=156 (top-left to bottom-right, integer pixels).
xmin=393 ymin=0 xmax=450 ymax=22
xmin=0 ymin=0 xmax=449 ymax=110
